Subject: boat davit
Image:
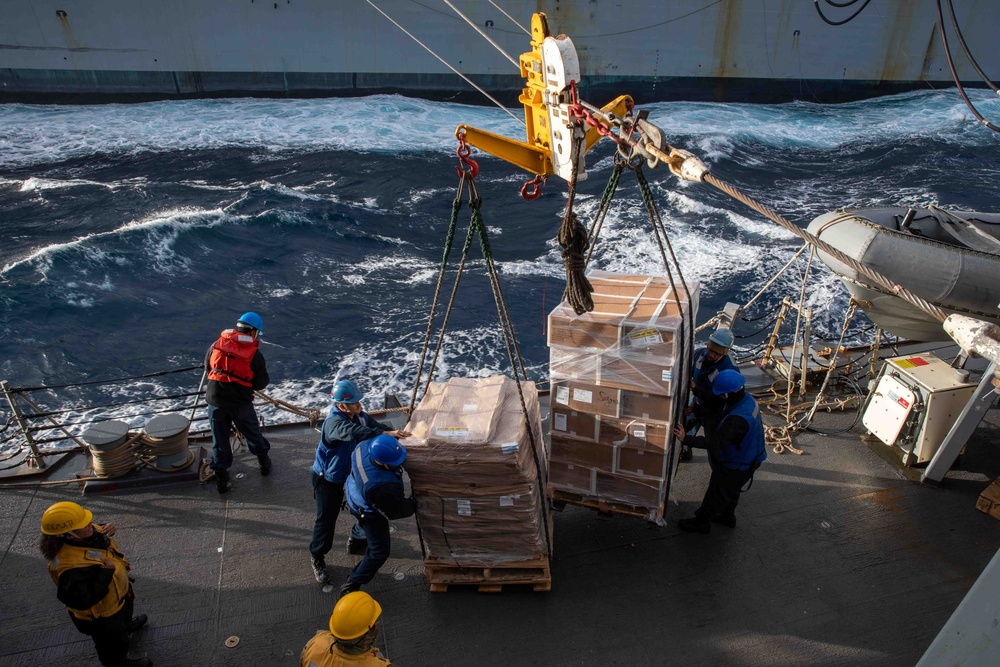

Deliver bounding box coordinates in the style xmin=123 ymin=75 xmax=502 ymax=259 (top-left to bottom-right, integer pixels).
xmin=807 ymin=207 xmax=1000 ymax=342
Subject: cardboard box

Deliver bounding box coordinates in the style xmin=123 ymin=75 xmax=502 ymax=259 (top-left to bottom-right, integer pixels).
xmin=549 ymin=407 xmax=599 ymax=442
xmin=621 ymin=391 xmax=673 ymax=423
xmin=621 ymin=322 xmax=680 ymax=358
xmin=550 ymin=435 xmax=614 ymax=472
xmin=976 ymin=478 xmax=1000 ymax=521
xmin=550 ymin=346 xmax=600 ymax=384
xmin=549 ymin=461 xmax=596 ymax=494
xmin=595 ymin=471 xmax=664 ymax=508
xmin=615 ymin=446 xmax=668 ymax=478
xmin=600 ymin=355 xmax=675 ymax=395
xmin=547 ymin=271 xmax=698 ymax=354
xmin=589 ymin=271 xmax=698 ymax=306
xmin=552 ymin=380 xmax=621 ymax=418
xmin=547 ymin=311 xmax=622 ymax=350
xmin=598 ymin=416 xmax=670 ymax=450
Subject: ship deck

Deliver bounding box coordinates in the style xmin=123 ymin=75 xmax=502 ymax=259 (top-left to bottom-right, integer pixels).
xmin=3 ymin=403 xmax=1000 ymax=667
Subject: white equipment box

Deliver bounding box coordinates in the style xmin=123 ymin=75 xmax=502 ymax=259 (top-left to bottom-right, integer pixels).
xmin=862 ymin=353 xmax=977 ymax=465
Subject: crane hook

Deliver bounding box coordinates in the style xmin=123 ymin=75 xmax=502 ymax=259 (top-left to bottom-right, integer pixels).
xmin=520 ymin=174 xmax=547 ymax=201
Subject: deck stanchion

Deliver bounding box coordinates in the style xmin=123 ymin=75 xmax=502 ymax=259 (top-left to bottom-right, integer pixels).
xmin=189 ymin=370 xmax=207 ymax=424
xmin=1 ymin=380 xmax=46 ymax=469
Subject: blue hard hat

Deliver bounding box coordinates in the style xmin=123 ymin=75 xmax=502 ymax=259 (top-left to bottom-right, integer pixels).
xmin=708 ymin=327 xmax=734 ymax=349
xmin=331 ymin=380 xmax=363 ymax=404
xmin=370 ymin=434 xmax=406 ymax=468
xmin=712 ymin=369 xmax=746 ymax=395
xmin=237 ymin=312 xmax=264 ymax=333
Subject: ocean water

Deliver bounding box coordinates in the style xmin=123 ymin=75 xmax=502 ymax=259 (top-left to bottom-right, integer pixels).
xmin=1 ymin=90 xmax=998 ymax=442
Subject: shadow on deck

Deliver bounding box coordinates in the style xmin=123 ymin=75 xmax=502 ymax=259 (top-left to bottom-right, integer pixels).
xmin=2 ymin=408 xmax=999 ymax=666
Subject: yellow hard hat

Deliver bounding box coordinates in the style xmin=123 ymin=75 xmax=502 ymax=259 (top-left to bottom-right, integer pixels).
xmin=40 ymin=501 xmax=93 ymax=535
xmin=329 ymin=591 xmax=382 ymax=640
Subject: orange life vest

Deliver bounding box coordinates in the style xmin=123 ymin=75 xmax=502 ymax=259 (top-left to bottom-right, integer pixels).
xmin=208 ymin=329 xmax=258 ymax=387
xmin=48 ymin=539 xmax=131 ymax=620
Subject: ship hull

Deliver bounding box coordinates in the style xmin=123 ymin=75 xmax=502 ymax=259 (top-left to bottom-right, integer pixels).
xmin=1 ymin=0 xmax=997 ymax=104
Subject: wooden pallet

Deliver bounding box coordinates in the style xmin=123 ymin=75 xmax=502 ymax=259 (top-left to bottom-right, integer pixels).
xmin=547 ymin=486 xmax=664 ymax=524
xmin=424 ymin=556 xmax=551 ymax=593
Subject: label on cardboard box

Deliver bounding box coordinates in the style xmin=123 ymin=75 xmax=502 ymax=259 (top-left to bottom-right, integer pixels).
xmin=462 ymin=403 xmax=478 ymax=411
xmin=555 ymin=386 xmax=570 ymax=405
xmin=572 ymin=388 xmax=594 ymax=404
xmin=456 ymin=499 xmax=472 ymax=516
xmin=499 ymin=496 xmax=515 ymax=507
xmin=501 ymin=442 xmax=519 ymax=455
xmin=661 ymin=370 xmax=672 ymax=381
xmin=628 ymin=328 xmax=663 ymax=348
xmin=634 ymin=426 xmax=647 ymax=439
xmin=436 ymin=427 xmax=469 ymax=438
xmin=554 ymin=413 xmax=568 ymax=431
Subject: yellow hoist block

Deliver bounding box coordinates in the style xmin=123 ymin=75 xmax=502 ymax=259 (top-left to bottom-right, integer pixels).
xmin=456 ymin=12 xmax=632 ymax=180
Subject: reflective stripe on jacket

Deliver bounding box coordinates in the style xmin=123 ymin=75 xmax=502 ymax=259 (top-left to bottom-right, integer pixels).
xmin=207 ymin=329 xmax=258 ymax=387
xmin=712 ymin=393 xmax=767 ymax=471
xmin=300 ymin=631 xmax=392 ymax=666
xmin=345 ymin=439 xmax=403 ymax=517
xmin=48 ymin=540 xmax=130 ymax=620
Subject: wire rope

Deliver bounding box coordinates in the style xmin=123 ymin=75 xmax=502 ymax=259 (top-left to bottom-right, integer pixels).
xmin=365 ymin=0 xmax=523 ymax=125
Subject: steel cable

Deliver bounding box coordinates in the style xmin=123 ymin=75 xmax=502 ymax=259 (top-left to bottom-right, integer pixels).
xmin=701 ymin=173 xmax=950 ymax=324
xmin=13 ymin=365 xmax=202 ymax=393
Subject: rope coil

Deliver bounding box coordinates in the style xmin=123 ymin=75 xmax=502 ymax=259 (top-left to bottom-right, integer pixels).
xmin=90 ymin=432 xmax=143 ymax=478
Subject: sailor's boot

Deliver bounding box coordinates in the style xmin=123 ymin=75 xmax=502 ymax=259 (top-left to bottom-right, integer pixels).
xmin=127 ymin=614 xmax=148 ymax=634
xmin=257 ymin=454 xmax=272 ymax=476
xmin=339 ymin=579 xmax=361 ymax=597
xmin=215 ymin=469 xmax=231 ymax=494
xmin=310 ymin=556 xmax=329 ymax=584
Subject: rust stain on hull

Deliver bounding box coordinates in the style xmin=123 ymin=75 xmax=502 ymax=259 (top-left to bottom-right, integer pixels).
xmin=56 ymin=12 xmax=82 ymax=51
xmin=879 ymin=3 xmax=918 ymax=83
xmin=713 ymin=0 xmax=742 ymax=78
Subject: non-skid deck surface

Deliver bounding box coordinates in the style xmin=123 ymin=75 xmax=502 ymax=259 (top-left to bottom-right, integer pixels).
xmin=2 ymin=409 xmax=999 ymax=666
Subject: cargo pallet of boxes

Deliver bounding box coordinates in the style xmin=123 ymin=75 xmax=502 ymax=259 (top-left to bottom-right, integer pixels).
xmin=405 ymin=376 xmax=553 ymax=592
xmin=547 ymin=271 xmax=697 ymax=524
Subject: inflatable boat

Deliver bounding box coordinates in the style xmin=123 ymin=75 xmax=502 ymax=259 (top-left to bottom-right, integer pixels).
xmin=806 ymin=207 xmax=1000 ymax=342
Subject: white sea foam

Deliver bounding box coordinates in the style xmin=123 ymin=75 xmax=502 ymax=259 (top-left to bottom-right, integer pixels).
xmin=3 ymin=89 xmax=993 ymax=169
xmin=19 ymin=176 xmax=133 ymax=192
xmin=0 ymin=207 xmax=240 ymax=277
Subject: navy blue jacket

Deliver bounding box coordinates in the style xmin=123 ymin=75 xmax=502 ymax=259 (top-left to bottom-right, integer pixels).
xmin=312 ymin=407 xmax=391 ymax=484
xmin=686 ymin=389 xmax=767 ymax=471
xmin=346 ymin=439 xmax=416 ymax=520
xmin=690 ymin=347 xmax=739 ymax=434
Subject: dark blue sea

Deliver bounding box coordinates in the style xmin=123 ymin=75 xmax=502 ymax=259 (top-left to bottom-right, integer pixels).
xmin=1 ymin=90 xmax=998 ymax=441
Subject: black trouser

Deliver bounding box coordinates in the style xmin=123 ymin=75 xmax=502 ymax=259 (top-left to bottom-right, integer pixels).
xmin=69 ymin=595 xmax=133 ymax=667
xmin=696 ymin=460 xmax=757 ymax=521
xmin=346 ymin=511 xmax=392 ymax=585
xmin=309 ymin=471 xmax=363 ymax=558
xmin=208 ymin=403 xmax=270 ymax=471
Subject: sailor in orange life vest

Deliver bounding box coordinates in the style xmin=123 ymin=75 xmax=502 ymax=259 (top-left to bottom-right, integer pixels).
xmin=204 ymin=311 xmax=272 ymax=493
xmin=300 ymin=591 xmax=393 ymax=666
xmin=673 ymin=369 xmax=767 ymax=534
xmin=40 ymin=502 xmax=152 ymax=667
